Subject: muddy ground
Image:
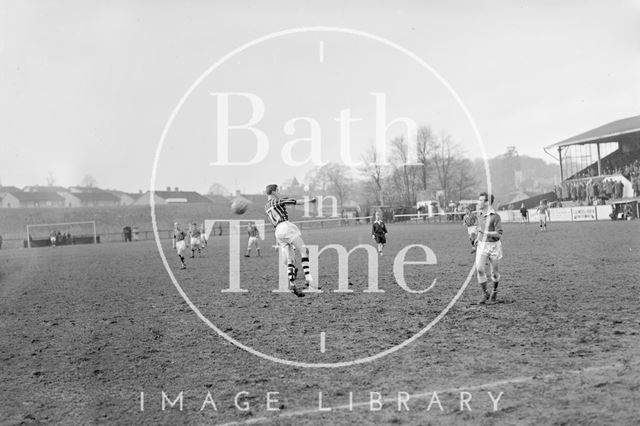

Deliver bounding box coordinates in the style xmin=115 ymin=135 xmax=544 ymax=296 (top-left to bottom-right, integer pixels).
xmin=1 ymin=221 xmax=639 ymax=425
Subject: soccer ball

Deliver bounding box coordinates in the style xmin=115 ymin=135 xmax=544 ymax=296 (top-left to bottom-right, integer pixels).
xmin=231 ymin=197 xmax=249 ymax=215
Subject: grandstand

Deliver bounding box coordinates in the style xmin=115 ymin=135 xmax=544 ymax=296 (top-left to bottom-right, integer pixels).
xmin=544 ymin=115 xmax=640 ymax=204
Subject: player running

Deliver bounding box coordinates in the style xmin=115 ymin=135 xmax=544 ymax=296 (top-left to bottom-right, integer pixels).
xmin=475 ymin=192 xmax=503 ymax=304
xmin=174 ymin=224 xmax=188 ymax=269
xmin=462 ymin=207 xmax=478 ymax=253
xmin=536 ymin=200 xmax=550 ymax=231
xmin=189 ymin=222 xmax=202 ymax=258
xmin=519 ymin=203 xmax=528 ymax=224
xmin=371 ymin=211 xmax=388 ymax=255
xmin=264 ymin=184 xmax=316 ymax=297
xmin=244 ymin=222 xmax=261 ymax=257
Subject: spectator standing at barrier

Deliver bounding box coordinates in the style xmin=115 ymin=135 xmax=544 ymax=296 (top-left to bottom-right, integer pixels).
xmin=615 ymin=180 xmax=624 ymax=199
xmin=123 ymin=226 xmax=132 ymax=242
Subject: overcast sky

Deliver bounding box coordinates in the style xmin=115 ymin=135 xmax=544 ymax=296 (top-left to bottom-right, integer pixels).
xmin=1 ymin=0 xmax=639 ymax=194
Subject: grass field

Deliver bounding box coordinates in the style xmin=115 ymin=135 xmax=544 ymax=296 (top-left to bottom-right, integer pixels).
xmin=1 ymin=220 xmax=639 ymax=425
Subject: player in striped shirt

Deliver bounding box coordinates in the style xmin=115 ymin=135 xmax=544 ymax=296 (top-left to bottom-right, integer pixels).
xmin=265 ymin=184 xmax=316 ymax=296
xmin=462 ymin=207 xmax=478 ymax=253
xmin=244 ymin=222 xmax=261 ymax=257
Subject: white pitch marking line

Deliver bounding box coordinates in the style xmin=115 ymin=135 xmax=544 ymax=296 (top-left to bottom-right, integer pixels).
xmin=320 ymin=332 xmax=326 ymax=353
xmin=213 ymin=363 xmax=624 ymax=426
xmin=319 ymin=40 xmax=324 ymax=63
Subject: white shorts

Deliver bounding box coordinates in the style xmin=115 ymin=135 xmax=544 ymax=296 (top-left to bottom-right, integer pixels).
xmin=176 ymin=240 xmax=187 ymax=256
xmin=466 ymin=226 xmax=477 ymax=237
xmin=190 ymin=237 xmax=201 ymax=247
xmin=247 ymin=236 xmax=259 ymax=249
xmin=539 ymin=215 xmax=547 ymax=224
xmin=274 ymin=221 xmax=301 ymax=247
xmin=475 ymin=240 xmax=503 ymax=265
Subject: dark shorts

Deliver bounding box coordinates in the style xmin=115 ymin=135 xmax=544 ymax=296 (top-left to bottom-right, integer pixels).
xmin=374 ymin=235 xmax=386 ymax=244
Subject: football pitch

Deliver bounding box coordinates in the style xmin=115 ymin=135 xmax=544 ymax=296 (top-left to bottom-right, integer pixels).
xmin=1 ymin=220 xmax=639 ymax=425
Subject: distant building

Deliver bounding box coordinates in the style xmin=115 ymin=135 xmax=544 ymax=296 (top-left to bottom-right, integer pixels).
xmin=1 ymin=191 xmax=65 ymax=208
xmin=0 ymin=186 xmax=22 ymax=198
xmin=134 ymin=189 xmax=211 ymax=205
xmin=22 ymin=185 xmax=69 ymax=194
xmin=62 ymin=190 xmax=121 ymax=207
xmin=107 ymin=190 xmax=140 ymax=206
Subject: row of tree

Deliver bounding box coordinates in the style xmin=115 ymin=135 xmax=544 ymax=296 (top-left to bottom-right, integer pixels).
xmin=302 ymin=126 xmax=479 ymax=208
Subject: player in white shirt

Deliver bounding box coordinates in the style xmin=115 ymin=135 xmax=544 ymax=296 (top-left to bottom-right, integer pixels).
xmin=189 ymin=223 xmax=202 ymax=258
xmin=536 ymin=201 xmax=550 ymax=231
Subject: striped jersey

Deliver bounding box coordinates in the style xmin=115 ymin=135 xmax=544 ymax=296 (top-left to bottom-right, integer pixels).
xmin=463 ymin=213 xmax=478 ymax=228
xmin=265 ymin=197 xmax=297 ymax=227
xmin=247 ymin=225 xmax=260 ymax=237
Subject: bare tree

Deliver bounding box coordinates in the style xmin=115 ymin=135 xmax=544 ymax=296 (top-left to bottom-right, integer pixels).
xmin=451 ymin=158 xmax=477 ymax=200
xmin=207 ymin=183 xmax=229 ymax=196
xmin=46 ymin=171 xmax=56 ymax=186
xmin=81 ymin=174 xmax=97 ymax=188
xmin=432 ymin=133 xmax=459 ymax=201
xmin=315 ymin=163 xmax=352 ymax=207
xmin=391 ymin=136 xmax=420 ymax=206
xmin=360 ymin=141 xmax=386 ymax=205
xmin=416 ymin=126 xmax=436 ymax=191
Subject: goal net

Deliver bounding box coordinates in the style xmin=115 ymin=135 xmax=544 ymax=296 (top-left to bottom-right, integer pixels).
xmin=26 ymin=221 xmax=98 ymax=248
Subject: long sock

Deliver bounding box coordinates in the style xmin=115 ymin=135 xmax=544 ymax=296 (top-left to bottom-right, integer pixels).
xmin=287 ymin=263 xmax=295 ymax=281
xmin=480 ymin=281 xmax=488 ymax=294
xmin=493 ymin=281 xmax=499 ymax=291
xmin=301 ymin=257 xmax=310 ymax=279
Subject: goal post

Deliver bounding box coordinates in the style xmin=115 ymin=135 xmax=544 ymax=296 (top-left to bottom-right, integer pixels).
xmin=26 ymin=221 xmax=97 ymax=248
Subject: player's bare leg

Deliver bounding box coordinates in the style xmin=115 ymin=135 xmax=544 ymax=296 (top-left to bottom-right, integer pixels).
xmin=489 ymin=259 xmax=500 ymax=302
xmin=475 ymin=254 xmax=491 ymax=304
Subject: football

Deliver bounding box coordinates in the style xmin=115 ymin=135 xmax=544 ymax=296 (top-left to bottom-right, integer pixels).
xmin=231 ymin=197 xmax=249 ymax=215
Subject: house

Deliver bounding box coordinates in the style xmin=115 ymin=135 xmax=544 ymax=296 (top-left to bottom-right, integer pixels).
xmin=107 ymin=190 xmax=140 ymax=206
xmin=0 ymin=191 xmax=65 ymax=208
xmin=0 ymin=186 xmax=22 ymax=198
xmin=134 ymin=189 xmax=211 ymax=205
xmin=22 ymin=185 xmax=69 ymax=194
xmin=62 ymin=190 xmax=121 ymax=207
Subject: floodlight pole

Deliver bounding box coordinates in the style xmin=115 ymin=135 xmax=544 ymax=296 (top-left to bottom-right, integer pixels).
xmin=26 ymin=225 xmax=31 ymax=249
xmin=596 ymin=143 xmax=602 ymax=176
xmin=558 ymin=147 xmax=564 ymax=182
xmin=93 ymin=221 xmax=97 ymax=244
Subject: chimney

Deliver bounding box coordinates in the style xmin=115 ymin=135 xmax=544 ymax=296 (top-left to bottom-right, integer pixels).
xmin=174 ymin=187 xmax=179 ymax=192
xmin=166 ymin=186 xmax=171 ymax=191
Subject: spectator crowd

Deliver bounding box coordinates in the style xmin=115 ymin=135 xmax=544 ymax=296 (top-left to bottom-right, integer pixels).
xmin=556 ymin=159 xmax=640 ymax=204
